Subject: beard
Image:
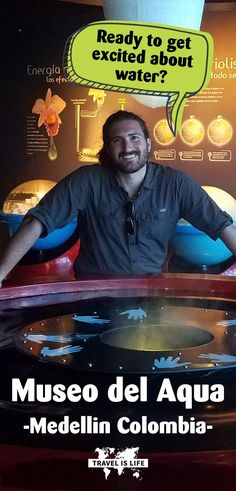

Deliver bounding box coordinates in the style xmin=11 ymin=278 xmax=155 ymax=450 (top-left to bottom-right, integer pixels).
xmin=112 ymin=147 xmax=149 ymax=174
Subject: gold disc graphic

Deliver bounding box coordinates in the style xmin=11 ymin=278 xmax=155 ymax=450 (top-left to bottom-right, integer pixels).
xmin=207 ymin=116 xmax=233 ymax=146
xmin=153 ymin=119 xmax=175 ymax=146
xmin=180 ymin=116 xmax=205 ymax=146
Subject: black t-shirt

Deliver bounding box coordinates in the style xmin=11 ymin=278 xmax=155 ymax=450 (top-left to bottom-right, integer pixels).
xmin=28 ymin=163 xmax=233 ymax=277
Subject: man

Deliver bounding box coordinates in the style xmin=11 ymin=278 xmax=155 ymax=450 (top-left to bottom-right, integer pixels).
xmin=0 ymin=110 xmax=236 ymax=283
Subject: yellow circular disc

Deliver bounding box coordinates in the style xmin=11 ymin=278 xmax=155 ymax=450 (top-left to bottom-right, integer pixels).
xmin=207 ymin=116 xmax=233 ymax=146
xmin=153 ymin=119 xmax=176 ymax=146
xmin=180 ymin=116 xmax=205 ymax=146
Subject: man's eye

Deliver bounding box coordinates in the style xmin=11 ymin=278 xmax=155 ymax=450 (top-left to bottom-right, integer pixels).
xmin=112 ymin=138 xmax=121 ymax=143
xmin=131 ymin=135 xmax=140 ymax=140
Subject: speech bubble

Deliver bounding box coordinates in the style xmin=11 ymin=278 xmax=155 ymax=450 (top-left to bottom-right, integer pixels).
xmin=64 ymin=20 xmax=213 ymax=135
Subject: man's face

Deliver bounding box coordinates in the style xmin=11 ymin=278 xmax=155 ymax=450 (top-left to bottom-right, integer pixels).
xmin=106 ymin=119 xmax=151 ymax=173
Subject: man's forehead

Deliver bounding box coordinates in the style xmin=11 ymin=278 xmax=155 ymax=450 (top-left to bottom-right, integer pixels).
xmin=108 ymin=119 xmax=145 ymax=138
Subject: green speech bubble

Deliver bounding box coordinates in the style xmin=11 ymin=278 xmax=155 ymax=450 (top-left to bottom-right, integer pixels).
xmin=64 ymin=20 xmax=213 ymax=135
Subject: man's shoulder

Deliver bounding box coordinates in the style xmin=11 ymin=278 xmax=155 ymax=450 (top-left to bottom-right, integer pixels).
xmin=148 ymin=162 xmax=185 ymax=179
xmin=64 ymin=164 xmax=108 ymax=184
xmin=147 ymin=163 xmax=199 ymax=193
xmin=69 ymin=164 xmax=103 ymax=177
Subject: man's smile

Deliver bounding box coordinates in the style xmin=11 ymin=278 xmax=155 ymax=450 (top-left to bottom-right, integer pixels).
xmin=119 ymin=152 xmax=138 ymax=160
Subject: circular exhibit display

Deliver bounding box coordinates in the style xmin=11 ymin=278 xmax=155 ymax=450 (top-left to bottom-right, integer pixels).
xmin=202 ymin=186 xmax=236 ymax=221
xmin=171 ymin=186 xmax=236 ymax=266
xmin=171 ymin=221 xmax=234 ymax=266
xmin=15 ymin=299 xmax=234 ymax=373
xmin=0 ymin=179 xmax=77 ymax=250
xmin=3 ymin=180 xmax=56 ymax=215
xmin=0 ymin=212 xmax=77 ymax=250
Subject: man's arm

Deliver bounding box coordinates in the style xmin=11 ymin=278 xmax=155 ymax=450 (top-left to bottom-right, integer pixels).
xmin=219 ymin=224 xmax=236 ymax=256
xmin=0 ymin=216 xmax=43 ymax=286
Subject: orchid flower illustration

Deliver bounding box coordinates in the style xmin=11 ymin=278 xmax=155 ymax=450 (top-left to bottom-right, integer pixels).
xmin=32 ymin=88 xmax=66 ymax=160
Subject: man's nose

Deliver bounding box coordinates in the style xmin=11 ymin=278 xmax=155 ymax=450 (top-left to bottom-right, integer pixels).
xmin=122 ymin=139 xmax=133 ymax=152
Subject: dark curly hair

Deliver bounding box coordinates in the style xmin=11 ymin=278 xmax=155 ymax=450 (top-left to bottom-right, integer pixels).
xmin=98 ymin=110 xmax=150 ymax=166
